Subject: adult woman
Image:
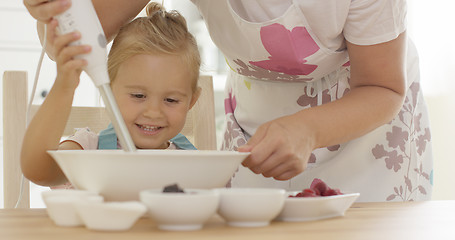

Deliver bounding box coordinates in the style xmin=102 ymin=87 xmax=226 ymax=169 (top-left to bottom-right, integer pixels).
xmin=24 ymin=0 xmax=433 ymax=201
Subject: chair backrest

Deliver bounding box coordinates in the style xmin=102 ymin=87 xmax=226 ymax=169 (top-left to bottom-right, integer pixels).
xmin=2 ymin=71 xmax=216 ymax=208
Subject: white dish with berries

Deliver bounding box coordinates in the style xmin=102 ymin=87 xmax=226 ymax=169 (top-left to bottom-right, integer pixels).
xmin=276 ymin=179 xmax=360 ymax=222
xmin=276 ymin=192 xmax=360 ymax=222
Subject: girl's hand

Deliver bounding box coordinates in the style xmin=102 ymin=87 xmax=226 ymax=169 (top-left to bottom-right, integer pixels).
xmin=238 ymin=114 xmax=316 ymax=181
xmin=23 ymin=0 xmax=71 ymax=23
xmin=51 ymin=19 xmax=91 ymax=91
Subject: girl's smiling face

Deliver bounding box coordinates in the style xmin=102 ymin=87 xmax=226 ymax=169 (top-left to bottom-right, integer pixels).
xmin=111 ymin=54 xmax=199 ymax=149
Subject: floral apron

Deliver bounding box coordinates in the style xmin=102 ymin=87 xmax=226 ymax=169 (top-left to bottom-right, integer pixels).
xmin=195 ymin=0 xmax=433 ymax=201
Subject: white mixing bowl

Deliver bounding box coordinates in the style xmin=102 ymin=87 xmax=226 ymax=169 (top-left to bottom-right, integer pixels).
xmin=48 ymin=150 xmax=248 ymax=201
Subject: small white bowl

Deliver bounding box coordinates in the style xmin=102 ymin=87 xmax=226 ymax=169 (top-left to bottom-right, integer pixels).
xmin=75 ymin=201 xmax=147 ymax=231
xmin=140 ymin=189 xmax=219 ymax=231
xmin=42 ymin=190 xmax=103 ymax=227
xmin=42 ymin=189 xmax=98 ymax=201
xmin=215 ymin=188 xmax=286 ymax=227
xmin=276 ymin=192 xmax=360 ymax=222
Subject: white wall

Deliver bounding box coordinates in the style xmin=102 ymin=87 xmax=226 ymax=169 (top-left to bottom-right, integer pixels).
xmin=408 ymin=0 xmax=455 ymax=200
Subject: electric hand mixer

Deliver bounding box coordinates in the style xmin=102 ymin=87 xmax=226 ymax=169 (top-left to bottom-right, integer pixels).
xmin=53 ymin=0 xmax=136 ymax=151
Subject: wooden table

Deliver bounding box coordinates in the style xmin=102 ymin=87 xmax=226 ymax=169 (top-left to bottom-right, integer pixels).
xmin=1 ymin=201 xmax=454 ymax=240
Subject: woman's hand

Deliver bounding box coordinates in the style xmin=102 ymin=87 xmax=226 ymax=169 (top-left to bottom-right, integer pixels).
xmin=24 ymin=0 xmax=72 ymax=60
xmin=51 ymin=19 xmax=91 ymax=91
xmin=238 ymin=114 xmax=316 ymax=181
xmin=26 ymin=0 xmax=149 ymax=59
xmin=23 ymin=0 xmax=71 ymax=23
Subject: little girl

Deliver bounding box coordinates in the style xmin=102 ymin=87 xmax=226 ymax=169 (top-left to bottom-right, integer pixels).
xmin=20 ymin=2 xmax=201 ymax=187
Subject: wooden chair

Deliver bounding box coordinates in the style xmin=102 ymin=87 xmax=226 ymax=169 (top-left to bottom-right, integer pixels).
xmin=2 ymin=71 xmax=216 ymax=208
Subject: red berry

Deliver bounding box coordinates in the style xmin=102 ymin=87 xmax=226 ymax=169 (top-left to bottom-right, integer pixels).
xmin=303 ymin=188 xmax=315 ymax=194
xmin=322 ymin=188 xmax=343 ymax=196
xmin=302 ymin=191 xmax=318 ymax=197
xmin=311 ymin=182 xmax=328 ymax=196
xmin=288 ymin=179 xmax=344 ymax=198
xmin=322 ymin=188 xmax=336 ymax=196
xmin=295 ymin=192 xmax=305 ymax=197
xmin=309 ymin=178 xmax=323 ymax=188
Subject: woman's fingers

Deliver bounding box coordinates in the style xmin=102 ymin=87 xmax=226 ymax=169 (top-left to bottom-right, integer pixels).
xmin=274 ymin=170 xmax=299 ymax=181
xmin=240 ymin=125 xmax=271 ymax=169
xmin=253 ymin=150 xmax=292 ymax=177
xmin=264 ymin=155 xmax=306 ymax=180
xmin=241 ymin=125 xmax=288 ymax=174
xmin=238 ymin=124 xmax=267 ymax=152
xmin=251 ymin=144 xmax=306 ymax=179
xmin=24 ymin=0 xmax=71 ymax=23
xmin=245 ymin=137 xmax=283 ymax=171
xmin=239 ymin=116 xmax=312 ymax=180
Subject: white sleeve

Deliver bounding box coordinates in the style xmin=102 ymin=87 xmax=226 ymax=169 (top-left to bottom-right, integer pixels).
xmin=344 ymin=0 xmax=407 ymax=45
xmin=60 ymin=127 xmax=99 ymax=150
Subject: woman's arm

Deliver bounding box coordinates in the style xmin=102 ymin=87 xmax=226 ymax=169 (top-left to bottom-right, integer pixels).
xmin=30 ymin=0 xmax=150 ymax=59
xmin=309 ymin=31 xmax=407 ymax=148
xmin=239 ymin=31 xmax=407 ymax=180
xmin=92 ymin=0 xmax=150 ymax=42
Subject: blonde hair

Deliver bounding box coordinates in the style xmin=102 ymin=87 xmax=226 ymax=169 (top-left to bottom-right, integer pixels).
xmin=107 ymin=2 xmax=200 ymax=92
